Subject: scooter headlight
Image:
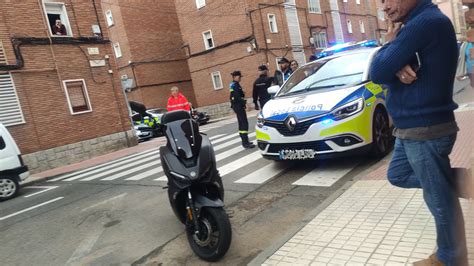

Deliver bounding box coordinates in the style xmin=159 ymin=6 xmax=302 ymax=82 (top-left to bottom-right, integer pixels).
xmin=257 ymin=112 xmax=265 ymax=128
xmin=331 ymin=98 xmax=364 ymax=121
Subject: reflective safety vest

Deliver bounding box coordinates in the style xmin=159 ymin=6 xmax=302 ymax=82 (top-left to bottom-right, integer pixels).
xmin=167 ymin=93 xmax=191 ymax=112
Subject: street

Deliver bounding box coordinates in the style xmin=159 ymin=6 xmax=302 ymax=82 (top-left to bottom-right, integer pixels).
xmin=1 ymin=88 xmax=472 ymax=265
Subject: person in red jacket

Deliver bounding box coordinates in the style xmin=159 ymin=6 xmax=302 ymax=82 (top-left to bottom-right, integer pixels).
xmin=167 ymin=86 xmax=191 ymax=112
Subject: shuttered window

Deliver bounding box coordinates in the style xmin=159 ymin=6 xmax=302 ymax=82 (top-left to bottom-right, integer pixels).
xmin=0 ymin=41 xmax=7 ymax=64
xmin=0 ymin=73 xmax=25 ymax=126
xmin=63 ymin=79 xmax=92 ymax=114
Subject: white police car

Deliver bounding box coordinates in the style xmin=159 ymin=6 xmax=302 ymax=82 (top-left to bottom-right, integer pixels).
xmin=256 ymin=42 xmax=393 ymax=160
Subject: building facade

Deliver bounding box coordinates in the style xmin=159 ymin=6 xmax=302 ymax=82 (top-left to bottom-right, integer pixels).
xmin=173 ymin=0 xmax=383 ymax=118
xmin=100 ymin=0 xmax=196 ymax=110
xmin=436 ymin=0 xmax=467 ymax=39
xmin=0 ymin=0 xmax=134 ymax=173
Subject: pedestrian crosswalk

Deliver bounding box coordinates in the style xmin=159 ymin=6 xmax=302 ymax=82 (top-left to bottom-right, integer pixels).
xmin=48 ymin=132 xmax=360 ymax=188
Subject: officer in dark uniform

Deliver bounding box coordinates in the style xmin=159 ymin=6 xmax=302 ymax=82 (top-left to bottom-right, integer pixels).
xmin=252 ymin=64 xmax=273 ymax=110
xmin=230 ymin=71 xmax=255 ymax=149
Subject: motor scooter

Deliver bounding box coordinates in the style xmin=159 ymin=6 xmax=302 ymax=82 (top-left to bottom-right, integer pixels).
xmin=159 ymin=110 xmax=231 ymax=261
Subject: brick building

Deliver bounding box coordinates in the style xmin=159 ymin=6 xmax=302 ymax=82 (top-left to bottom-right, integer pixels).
xmin=0 ymin=0 xmax=135 ymax=173
xmin=100 ymin=0 xmax=196 ymax=110
xmin=173 ymin=0 xmax=387 ymax=118
xmin=436 ymin=0 xmax=467 ymax=39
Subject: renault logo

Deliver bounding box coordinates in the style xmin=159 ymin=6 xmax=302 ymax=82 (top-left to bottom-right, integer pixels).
xmin=285 ymin=116 xmax=297 ymax=131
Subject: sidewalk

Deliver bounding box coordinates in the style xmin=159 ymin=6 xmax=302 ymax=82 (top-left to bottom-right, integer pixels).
xmin=252 ymin=108 xmax=474 ymax=266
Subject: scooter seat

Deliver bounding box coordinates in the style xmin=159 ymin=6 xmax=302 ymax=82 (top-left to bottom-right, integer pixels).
xmin=161 ymin=110 xmax=191 ymax=124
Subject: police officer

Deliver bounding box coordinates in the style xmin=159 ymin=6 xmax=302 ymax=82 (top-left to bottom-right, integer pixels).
xmin=230 ymin=71 xmax=255 ymax=149
xmin=252 ymin=65 xmax=272 ymax=110
xmin=273 ymin=57 xmax=292 ymax=86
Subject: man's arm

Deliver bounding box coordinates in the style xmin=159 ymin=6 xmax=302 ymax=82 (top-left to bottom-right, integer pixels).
xmin=252 ymin=81 xmax=258 ymax=104
xmin=369 ymin=18 xmax=433 ymax=84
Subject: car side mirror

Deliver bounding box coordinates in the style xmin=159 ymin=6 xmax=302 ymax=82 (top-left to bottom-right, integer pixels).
xmin=267 ymin=85 xmax=280 ymax=97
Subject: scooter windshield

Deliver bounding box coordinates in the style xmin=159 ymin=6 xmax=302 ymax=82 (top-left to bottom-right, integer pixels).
xmin=168 ymin=120 xmax=202 ymax=159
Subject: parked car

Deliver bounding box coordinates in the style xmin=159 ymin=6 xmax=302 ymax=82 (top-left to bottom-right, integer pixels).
xmin=256 ymin=41 xmax=393 ymax=160
xmin=0 ymin=123 xmax=29 ymax=201
xmin=129 ymin=101 xmax=164 ymax=142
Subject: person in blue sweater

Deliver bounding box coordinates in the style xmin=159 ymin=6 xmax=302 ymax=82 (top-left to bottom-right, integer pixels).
xmin=369 ymin=0 xmax=469 ymax=265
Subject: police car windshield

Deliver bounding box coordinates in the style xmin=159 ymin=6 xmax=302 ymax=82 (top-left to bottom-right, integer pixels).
xmin=276 ymin=52 xmax=370 ymax=97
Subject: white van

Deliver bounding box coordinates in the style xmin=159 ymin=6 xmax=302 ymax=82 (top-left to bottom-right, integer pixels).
xmin=0 ymin=123 xmax=29 ymax=201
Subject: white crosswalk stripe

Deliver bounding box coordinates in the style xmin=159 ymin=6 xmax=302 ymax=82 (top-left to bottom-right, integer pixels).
xmin=48 ymin=149 xmax=159 ymax=182
xmin=66 ymin=154 xmax=160 ymax=182
xmin=213 ymin=132 xmax=256 ymax=151
xmin=209 ymin=134 xmax=225 ymax=141
xmin=234 ymin=162 xmax=291 ymax=184
xmin=218 ymin=151 xmax=261 ymax=176
xmin=292 ymin=160 xmax=360 ymax=187
xmin=154 ymin=135 xmax=256 ymax=181
xmin=49 ymin=131 xmax=358 ymax=188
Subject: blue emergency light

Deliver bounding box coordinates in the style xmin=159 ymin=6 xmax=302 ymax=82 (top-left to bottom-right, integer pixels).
xmin=315 ymin=40 xmax=379 ymax=59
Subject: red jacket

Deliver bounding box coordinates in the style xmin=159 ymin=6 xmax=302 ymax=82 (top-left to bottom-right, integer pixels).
xmin=167 ymin=93 xmax=191 ymax=112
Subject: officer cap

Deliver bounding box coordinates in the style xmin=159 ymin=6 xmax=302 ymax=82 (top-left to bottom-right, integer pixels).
xmin=231 ymin=70 xmax=243 ymax=77
xmin=278 ymin=57 xmax=290 ymax=64
xmin=258 ymin=64 xmax=268 ymax=71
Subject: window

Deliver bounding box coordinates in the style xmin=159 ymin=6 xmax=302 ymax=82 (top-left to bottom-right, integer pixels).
xmin=105 ymin=10 xmax=114 ymax=27
xmin=347 ymin=20 xmax=353 ymax=34
xmin=377 ymin=9 xmax=385 ymax=21
xmin=359 ymin=20 xmax=365 ymax=33
xmin=113 ymin=42 xmax=122 ymax=58
xmin=268 ymin=14 xmax=278 ymax=33
xmin=43 ymin=1 xmax=73 ymax=37
xmin=356 ymin=0 xmax=360 ymax=4
xmin=196 ymin=0 xmax=206 ymax=9
xmin=0 ymin=41 xmax=7 ymax=64
xmin=380 ymin=33 xmax=387 ymax=44
xmin=63 ymin=79 xmax=92 ymax=114
xmin=0 ymin=73 xmax=25 ymax=126
xmin=211 ymin=71 xmax=223 ymax=90
xmin=313 ymin=32 xmax=328 ymax=49
xmin=202 ymin=30 xmax=215 ymax=50
xmin=307 ymin=0 xmax=321 ymax=13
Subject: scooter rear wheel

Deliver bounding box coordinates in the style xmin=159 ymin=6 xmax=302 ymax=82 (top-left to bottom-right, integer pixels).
xmin=186 ymin=207 xmax=232 ymax=262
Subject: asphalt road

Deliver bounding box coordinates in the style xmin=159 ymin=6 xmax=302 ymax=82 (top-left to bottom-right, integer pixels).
xmin=0 ymin=111 xmax=387 ymax=266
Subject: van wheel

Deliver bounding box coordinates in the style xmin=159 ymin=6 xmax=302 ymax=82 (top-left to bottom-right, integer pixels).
xmin=0 ymin=176 xmax=19 ymax=201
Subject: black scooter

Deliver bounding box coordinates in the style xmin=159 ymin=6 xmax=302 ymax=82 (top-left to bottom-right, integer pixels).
xmin=159 ymin=110 xmax=231 ymax=262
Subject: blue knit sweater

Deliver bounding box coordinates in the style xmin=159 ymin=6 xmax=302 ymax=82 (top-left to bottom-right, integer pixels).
xmin=369 ymin=0 xmax=458 ymax=129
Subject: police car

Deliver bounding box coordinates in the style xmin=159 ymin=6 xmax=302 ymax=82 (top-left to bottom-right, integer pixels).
xmin=256 ymin=41 xmax=393 ymax=160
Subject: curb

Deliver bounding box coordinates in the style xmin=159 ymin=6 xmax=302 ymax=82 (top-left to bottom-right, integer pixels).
xmin=248 ymin=157 xmax=391 ymax=265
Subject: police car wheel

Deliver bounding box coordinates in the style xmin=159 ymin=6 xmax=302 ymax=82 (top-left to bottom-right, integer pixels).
xmin=370 ymin=108 xmax=392 ymax=158
xmin=0 ymin=176 xmax=19 ymax=201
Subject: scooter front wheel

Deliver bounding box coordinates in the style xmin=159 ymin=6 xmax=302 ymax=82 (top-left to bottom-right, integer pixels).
xmin=186 ymin=207 xmax=232 ymax=262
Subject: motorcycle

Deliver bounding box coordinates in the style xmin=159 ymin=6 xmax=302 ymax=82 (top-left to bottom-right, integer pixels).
xmin=159 ymin=110 xmax=232 ymax=261
xmin=191 ymin=106 xmax=210 ymax=125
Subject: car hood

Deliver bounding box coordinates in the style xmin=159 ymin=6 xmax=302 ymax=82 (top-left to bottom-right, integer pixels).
xmin=262 ymin=84 xmax=367 ymax=121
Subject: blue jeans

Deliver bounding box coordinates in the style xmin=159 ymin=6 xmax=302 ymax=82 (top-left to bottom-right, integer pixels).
xmin=387 ymin=135 xmax=467 ymax=266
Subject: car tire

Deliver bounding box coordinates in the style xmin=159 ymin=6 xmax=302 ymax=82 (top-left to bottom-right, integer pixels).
xmin=370 ymin=107 xmax=393 ymax=158
xmin=0 ymin=175 xmax=20 ymax=202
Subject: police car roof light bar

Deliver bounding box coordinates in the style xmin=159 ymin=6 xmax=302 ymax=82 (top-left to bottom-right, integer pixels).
xmin=315 ymin=40 xmax=379 ymax=59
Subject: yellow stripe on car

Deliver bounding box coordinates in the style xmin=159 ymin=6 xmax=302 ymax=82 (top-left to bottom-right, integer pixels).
xmin=320 ymin=101 xmax=373 ymax=141
xmin=256 ymin=130 xmax=271 ymax=141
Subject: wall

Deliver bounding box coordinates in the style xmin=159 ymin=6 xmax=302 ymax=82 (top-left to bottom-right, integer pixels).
xmin=101 ymin=0 xmax=196 ymax=110
xmin=0 ymin=0 xmax=134 ymax=172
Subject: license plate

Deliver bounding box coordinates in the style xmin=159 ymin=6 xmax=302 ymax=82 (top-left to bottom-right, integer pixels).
xmin=279 ymin=149 xmax=317 ymax=160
